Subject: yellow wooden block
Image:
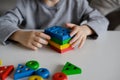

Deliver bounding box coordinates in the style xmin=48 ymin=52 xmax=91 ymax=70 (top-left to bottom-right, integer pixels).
xmin=49 ymin=40 xmax=70 ymax=50
xmin=28 ymin=75 xmax=43 ymax=80
xmin=0 ymin=59 xmax=2 ymax=66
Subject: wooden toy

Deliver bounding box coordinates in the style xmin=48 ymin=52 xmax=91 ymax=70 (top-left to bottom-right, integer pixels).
xmin=35 ymin=68 xmax=50 ymax=79
xmin=28 ymin=75 xmax=43 ymax=80
xmin=14 ymin=64 xmax=35 ymax=80
xmin=49 ymin=40 xmax=70 ymax=50
xmin=26 ymin=60 xmax=40 ymax=70
xmin=45 ymin=26 xmax=71 ymax=40
xmin=45 ymin=26 xmax=73 ymax=53
xmin=52 ymin=72 xmax=68 ymax=80
xmin=0 ymin=65 xmax=14 ymax=80
xmin=62 ymin=62 xmax=82 ymax=75
xmin=50 ymin=45 xmax=73 ymax=53
xmin=51 ymin=37 xmax=71 ymax=45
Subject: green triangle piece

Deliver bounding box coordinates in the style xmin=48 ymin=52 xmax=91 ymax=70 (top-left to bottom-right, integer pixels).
xmin=62 ymin=62 xmax=82 ymax=75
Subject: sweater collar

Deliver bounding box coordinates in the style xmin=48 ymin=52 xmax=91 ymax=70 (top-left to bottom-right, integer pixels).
xmin=40 ymin=0 xmax=64 ymax=9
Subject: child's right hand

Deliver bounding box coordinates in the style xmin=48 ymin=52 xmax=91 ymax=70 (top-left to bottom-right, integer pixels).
xmin=10 ymin=30 xmax=51 ymax=50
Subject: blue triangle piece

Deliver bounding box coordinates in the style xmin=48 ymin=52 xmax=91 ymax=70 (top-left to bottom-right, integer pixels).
xmin=14 ymin=64 xmax=35 ymax=80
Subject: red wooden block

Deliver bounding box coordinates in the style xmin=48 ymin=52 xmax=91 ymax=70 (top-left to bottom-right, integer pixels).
xmin=50 ymin=45 xmax=74 ymax=54
xmin=52 ymin=72 xmax=68 ymax=80
xmin=0 ymin=65 xmax=14 ymax=80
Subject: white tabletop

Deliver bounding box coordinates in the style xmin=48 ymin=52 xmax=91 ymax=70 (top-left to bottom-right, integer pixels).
xmin=0 ymin=31 xmax=120 ymax=80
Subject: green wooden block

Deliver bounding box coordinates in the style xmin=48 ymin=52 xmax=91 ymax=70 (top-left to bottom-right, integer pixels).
xmin=62 ymin=62 xmax=82 ymax=75
xmin=25 ymin=60 xmax=40 ymax=70
xmin=51 ymin=37 xmax=71 ymax=45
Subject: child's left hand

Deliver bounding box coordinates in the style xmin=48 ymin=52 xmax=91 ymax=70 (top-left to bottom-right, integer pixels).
xmin=65 ymin=23 xmax=93 ymax=49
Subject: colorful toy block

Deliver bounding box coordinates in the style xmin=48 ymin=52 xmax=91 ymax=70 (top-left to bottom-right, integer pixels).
xmin=0 ymin=59 xmax=2 ymax=66
xmin=62 ymin=62 xmax=82 ymax=75
xmin=35 ymin=68 xmax=50 ymax=79
xmin=26 ymin=60 xmax=40 ymax=70
xmin=28 ymin=75 xmax=43 ymax=80
xmin=0 ymin=65 xmax=14 ymax=80
xmin=50 ymin=45 xmax=73 ymax=53
xmin=45 ymin=26 xmax=71 ymax=41
xmin=52 ymin=72 xmax=68 ymax=80
xmin=14 ymin=64 xmax=35 ymax=80
xmin=49 ymin=40 xmax=70 ymax=50
xmin=51 ymin=37 xmax=71 ymax=45
xmin=45 ymin=26 xmax=73 ymax=53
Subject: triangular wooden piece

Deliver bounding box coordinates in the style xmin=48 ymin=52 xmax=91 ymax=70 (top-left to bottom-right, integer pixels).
xmin=14 ymin=64 xmax=35 ymax=80
xmin=62 ymin=62 xmax=82 ymax=75
xmin=0 ymin=65 xmax=14 ymax=80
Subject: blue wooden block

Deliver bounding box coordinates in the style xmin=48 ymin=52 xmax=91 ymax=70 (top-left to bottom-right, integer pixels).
xmin=14 ymin=64 xmax=35 ymax=80
xmin=45 ymin=26 xmax=71 ymax=41
xmin=35 ymin=68 xmax=50 ymax=79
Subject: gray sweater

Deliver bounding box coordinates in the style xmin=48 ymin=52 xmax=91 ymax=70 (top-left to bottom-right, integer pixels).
xmin=0 ymin=0 xmax=109 ymax=45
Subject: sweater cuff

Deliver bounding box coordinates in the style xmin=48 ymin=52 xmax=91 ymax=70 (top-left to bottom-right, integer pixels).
xmin=0 ymin=27 xmax=20 ymax=45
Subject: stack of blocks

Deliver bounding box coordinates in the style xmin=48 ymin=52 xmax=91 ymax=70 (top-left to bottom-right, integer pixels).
xmin=45 ymin=26 xmax=73 ymax=53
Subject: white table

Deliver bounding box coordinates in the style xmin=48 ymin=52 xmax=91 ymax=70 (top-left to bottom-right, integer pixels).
xmin=0 ymin=31 xmax=120 ymax=80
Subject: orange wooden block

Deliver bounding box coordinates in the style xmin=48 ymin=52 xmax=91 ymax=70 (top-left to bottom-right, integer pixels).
xmin=49 ymin=40 xmax=70 ymax=50
xmin=50 ymin=45 xmax=73 ymax=54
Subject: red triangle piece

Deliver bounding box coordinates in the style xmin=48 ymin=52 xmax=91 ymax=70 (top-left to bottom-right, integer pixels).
xmin=0 ymin=65 xmax=14 ymax=80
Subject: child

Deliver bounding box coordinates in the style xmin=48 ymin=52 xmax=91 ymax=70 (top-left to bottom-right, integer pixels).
xmin=0 ymin=0 xmax=109 ymax=50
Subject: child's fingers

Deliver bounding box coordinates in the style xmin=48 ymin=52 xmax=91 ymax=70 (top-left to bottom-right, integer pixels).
xmin=70 ymin=27 xmax=79 ymax=37
xmin=71 ymin=36 xmax=82 ymax=47
xmin=32 ymin=41 xmax=42 ymax=48
xmin=65 ymin=23 xmax=76 ymax=28
xmin=36 ymin=32 xmax=51 ymax=40
xmin=28 ymin=43 xmax=38 ymax=50
xmin=70 ymin=32 xmax=81 ymax=44
xmin=34 ymin=37 xmax=48 ymax=45
xmin=78 ymin=36 xmax=86 ymax=49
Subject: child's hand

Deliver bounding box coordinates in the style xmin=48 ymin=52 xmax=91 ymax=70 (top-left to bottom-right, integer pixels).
xmin=65 ymin=23 xmax=93 ymax=49
xmin=10 ymin=30 xmax=51 ymax=50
